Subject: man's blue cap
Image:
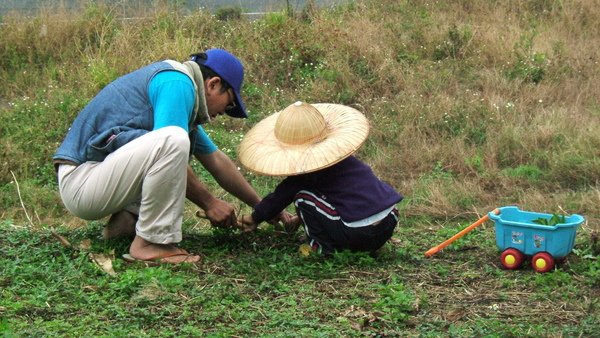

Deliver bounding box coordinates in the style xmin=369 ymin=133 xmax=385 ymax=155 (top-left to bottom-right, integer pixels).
xmin=192 ymin=48 xmax=247 ymax=118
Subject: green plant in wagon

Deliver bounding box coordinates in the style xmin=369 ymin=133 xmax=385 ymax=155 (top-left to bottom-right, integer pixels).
xmin=532 ymin=213 xmax=566 ymax=226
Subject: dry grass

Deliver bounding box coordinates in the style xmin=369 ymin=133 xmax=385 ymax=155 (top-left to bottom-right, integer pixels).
xmin=0 ymin=0 xmax=599 ymax=225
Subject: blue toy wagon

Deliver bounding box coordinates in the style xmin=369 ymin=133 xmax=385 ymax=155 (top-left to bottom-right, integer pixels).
xmin=488 ymin=206 xmax=585 ymax=273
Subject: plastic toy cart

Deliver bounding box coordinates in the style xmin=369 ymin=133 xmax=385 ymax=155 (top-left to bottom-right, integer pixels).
xmin=488 ymin=206 xmax=585 ymax=273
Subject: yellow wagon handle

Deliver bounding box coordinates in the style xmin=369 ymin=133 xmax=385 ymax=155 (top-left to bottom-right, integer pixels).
xmin=424 ymin=208 xmax=500 ymax=257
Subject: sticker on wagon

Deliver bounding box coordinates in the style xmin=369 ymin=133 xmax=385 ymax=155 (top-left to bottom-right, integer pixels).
xmin=534 ymin=234 xmax=545 ymax=248
xmin=511 ymin=231 xmax=523 ymax=244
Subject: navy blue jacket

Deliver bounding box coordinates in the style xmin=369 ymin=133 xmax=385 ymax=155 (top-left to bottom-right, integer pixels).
xmin=252 ymin=156 xmax=403 ymax=223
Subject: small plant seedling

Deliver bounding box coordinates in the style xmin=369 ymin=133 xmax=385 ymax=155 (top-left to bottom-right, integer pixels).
xmin=532 ymin=214 xmax=566 ymax=226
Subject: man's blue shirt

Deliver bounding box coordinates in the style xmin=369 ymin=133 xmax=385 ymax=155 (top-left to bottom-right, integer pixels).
xmin=149 ymin=70 xmax=217 ymax=155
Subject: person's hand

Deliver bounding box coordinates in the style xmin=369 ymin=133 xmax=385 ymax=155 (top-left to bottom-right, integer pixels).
xmin=269 ymin=211 xmax=301 ymax=234
xmin=276 ymin=211 xmax=294 ymax=224
xmin=267 ymin=210 xmax=292 ymax=225
xmin=283 ymin=215 xmax=302 ymax=234
xmin=204 ymin=199 xmax=237 ymax=229
xmin=239 ymin=214 xmax=258 ymax=233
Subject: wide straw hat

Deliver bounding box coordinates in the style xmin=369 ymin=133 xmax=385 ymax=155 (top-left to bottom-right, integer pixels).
xmin=238 ymin=101 xmax=370 ymax=176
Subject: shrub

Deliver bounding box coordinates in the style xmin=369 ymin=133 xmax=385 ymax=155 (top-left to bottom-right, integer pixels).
xmin=215 ymin=6 xmax=242 ymax=21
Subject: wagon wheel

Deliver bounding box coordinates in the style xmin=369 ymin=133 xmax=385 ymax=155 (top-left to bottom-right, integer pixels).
xmin=531 ymin=252 xmax=555 ymax=273
xmin=500 ymin=248 xmax=524 ymax=270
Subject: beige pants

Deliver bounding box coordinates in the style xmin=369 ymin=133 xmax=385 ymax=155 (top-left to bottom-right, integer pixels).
xmin=57 ymin=126 xmax=189 ymax=244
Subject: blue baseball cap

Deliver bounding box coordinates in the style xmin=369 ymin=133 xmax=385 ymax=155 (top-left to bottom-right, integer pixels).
xmin=191 ymin=48 xmax=247 ymax=118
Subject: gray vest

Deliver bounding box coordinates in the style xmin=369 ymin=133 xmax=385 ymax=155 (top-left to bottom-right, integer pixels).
xmin=53 ymin=60 xmax=208 ymax=165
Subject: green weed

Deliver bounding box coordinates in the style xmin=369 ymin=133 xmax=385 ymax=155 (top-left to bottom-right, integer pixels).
xmin=87 ymin=59 xmax=120 ymax=91
xmin=465 ymin=153 xmax=485 ymax=174
xmin=372 ymin=278 xmax=415 ymax=324
xmin=428 ymin=105 xmax=490 ymax=145
xmin=506 ymin=30 xmax=548 ymax=84
xmin=432 ymin=25 xmax=473 ymax=60
xmin=502 ymin=164 xmax=545 ymax=182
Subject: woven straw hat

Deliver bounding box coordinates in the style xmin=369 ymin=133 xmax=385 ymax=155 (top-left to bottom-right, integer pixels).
xmin=238 ymin=101 xmax=370 ymax=176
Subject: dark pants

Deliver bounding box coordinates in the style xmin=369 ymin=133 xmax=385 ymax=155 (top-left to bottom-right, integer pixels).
xmin=294 ymin=190 xmax=398 ymax=254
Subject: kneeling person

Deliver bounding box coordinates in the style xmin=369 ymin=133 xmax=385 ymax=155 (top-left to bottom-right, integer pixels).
xmin=238 ymin=101 xmax=403 ymax=254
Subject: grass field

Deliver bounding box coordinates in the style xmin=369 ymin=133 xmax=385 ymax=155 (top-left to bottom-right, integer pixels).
xmin=1 ymin=0 xmax=599 ymax=336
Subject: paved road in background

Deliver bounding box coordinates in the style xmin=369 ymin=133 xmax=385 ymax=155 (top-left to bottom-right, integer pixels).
xmin=0 ymin=0 xmax=345 ymax=16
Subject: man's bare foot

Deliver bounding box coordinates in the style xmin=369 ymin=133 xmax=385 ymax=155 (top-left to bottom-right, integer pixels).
xmin=128 ymin=235 xmax=200 ymax=264
xmin=102 ymin=210 xmax=137 ymax=240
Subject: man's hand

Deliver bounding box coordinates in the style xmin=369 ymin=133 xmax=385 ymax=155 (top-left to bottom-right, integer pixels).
xmin=204 ymin=199 xmax=237 ymax=228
